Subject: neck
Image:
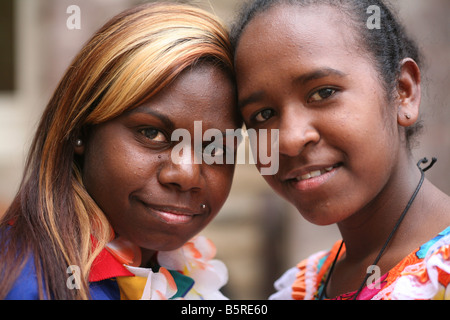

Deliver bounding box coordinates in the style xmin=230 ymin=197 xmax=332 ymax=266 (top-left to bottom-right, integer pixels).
xmin=337 ymin=158 xmax=423 ymax=262
xmin=324 ymin=157 xmax=450 ymax=299
xmin=140 ymin=248 xmax=157 ymax=268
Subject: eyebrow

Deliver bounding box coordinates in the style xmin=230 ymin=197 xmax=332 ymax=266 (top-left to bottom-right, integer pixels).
xmin=238 ymin=67 xmax=348 ymax=110
xmin=128 ymin=106 xmax=237 ymax=138
xmin=238 ymin=91 xmax=265 ymax=110
xmin=294 ymin=67 xmax=348 ymax=85
xmin=127 ymin=106 xmax=174 ymax=130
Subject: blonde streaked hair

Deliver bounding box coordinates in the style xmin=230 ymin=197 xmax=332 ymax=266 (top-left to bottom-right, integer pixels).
xmin=0 ymin=2 xmax=234 ymax=299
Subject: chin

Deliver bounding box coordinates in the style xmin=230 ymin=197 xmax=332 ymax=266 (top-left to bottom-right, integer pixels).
xmin=145 ymin=234 xmax=195 ymax=252
xmin=159 ymin=241 xmax=187 ymax=252
xmin=295 ymin=205 xmax=340 ymax=226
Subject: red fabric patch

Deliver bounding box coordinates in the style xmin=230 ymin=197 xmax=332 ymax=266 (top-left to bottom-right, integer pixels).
xmin=89 ymin=247 xmax=134 ymax=282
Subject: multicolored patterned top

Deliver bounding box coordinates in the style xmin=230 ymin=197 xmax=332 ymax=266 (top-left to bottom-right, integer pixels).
xmin=270 ymin=226 xmax=450 ymax=300
xmin=5 ymin=235 xmax=228 ymax=300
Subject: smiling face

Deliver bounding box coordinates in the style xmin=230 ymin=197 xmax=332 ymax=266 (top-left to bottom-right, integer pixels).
xmin=235 ymin=5 xmax=404 ymax=225
xmin=79 ymin=63 xmax=240 ymax=252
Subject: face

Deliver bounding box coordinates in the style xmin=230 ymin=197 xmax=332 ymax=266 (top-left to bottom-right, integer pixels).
xmin=235 ymin=5 xmax=402 ymax=226
xmin=79 ymin=64 xmax=240 ymax=252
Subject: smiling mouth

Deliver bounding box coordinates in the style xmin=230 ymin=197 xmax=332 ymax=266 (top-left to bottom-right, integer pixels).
xmin=294 ymin=166 xmax=335 ymax=181
xmin=286 ymin=164 xmax=341 ymax=191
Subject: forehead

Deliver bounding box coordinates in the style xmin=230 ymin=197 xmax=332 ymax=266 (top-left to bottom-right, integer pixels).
xmin=238 ymin=4 xmax=354 ymax=45
xmin=234 ymin=4 xmax=373 ymax=95
xmin=133 ymin=64 xmax=239 ymax=128
xmin=235 ymin=4 xmax=358 ymax=69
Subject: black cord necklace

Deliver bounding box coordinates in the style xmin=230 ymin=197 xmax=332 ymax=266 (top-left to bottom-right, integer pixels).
xmin=318 ymin=157 xmax=437 ymax=300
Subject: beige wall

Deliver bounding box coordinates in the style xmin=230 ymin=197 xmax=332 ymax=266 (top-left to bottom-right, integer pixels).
xmin=0 ymin=0 xmax=448 ymax=299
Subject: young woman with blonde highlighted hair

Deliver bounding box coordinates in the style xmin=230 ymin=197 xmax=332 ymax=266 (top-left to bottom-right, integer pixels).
xmin=0 ymin=2 xmax=241 ymax=300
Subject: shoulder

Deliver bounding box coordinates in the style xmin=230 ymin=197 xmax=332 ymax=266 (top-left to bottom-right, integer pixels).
xmin=381 ymin=226 xmax=450 ymax=300
xmin=1 ymin=225 xmax=47 ymax=300
xmin=89 ymin=279 xmax=121 ymax=300
xmin=4 ymin=254 xmax=43 ymax=300
xmin=268 ymin=267 xmax=298 ymax=300
xmin=269 ymin=249 xmax=330 ymax=300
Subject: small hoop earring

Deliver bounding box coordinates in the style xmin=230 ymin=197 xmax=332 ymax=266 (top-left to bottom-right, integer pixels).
xmin=75 ymin=139 xmax=83 ymax=147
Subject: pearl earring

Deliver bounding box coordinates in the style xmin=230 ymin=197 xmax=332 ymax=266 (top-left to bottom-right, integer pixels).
xmin=75 ymin=139 xmax=83 ymax=147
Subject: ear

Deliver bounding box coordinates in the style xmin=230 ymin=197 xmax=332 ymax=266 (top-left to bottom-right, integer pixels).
xmin=396 ymin=58 xmax=421 ymax=127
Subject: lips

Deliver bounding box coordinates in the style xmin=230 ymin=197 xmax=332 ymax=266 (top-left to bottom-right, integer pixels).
xmin=284 ymin=163 xmax=340 ymax=181
xmin=140 ymin=202 xmax=204 ymax=225
xmin=284 ymin=163 xmax=341 ymax=191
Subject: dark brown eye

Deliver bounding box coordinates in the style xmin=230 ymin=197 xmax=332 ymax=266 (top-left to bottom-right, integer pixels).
xmin=139 ymin=128 xmax=166 ymax=142
xmin=254 ymin=109 xmax=275 ymax=122
xmin=309 ymin=88 xmax=336 ymax=102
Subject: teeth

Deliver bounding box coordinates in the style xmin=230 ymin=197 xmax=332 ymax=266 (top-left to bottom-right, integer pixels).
xmin=301 ymin=173 xmax=311 ymax=180
xmin=296 ymin=167 xmax=335 ymax=181
xmin=310 ymin=170 xmax=322 ymax=178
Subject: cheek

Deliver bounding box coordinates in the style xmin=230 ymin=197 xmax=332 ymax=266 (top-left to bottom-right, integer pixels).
xmin=325 ymin=92 xmax=395 ymax=155
xmin=250 ymin=129 xmax=280 ymax=175
xmin=205 ymin=165 xmax=235 ymax=210
xmin=86 ymin=147 xmax=129 ymax=188
xmin=83 ymin=139 xmax=154 ymax=211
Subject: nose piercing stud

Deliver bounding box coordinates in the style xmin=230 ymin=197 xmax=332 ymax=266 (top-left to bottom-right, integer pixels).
xmin=200 ymin=204 xmax=206 ymax=210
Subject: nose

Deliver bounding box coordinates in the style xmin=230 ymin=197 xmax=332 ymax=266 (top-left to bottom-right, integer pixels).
xmin=278 ymin=107 xmax=320 ymax=157
xmin=158 ymin=148 xmax=203 ymax=192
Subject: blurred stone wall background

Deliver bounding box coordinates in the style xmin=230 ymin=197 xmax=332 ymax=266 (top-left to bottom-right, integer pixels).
xmin=0 ymin=0 xmax=448 ymax=299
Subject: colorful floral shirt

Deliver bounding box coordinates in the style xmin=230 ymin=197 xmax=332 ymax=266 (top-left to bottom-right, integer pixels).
xmin=270 ymin=226 xmax=450 ymax=300
xmin=5 ymin=235 xmax=228 ymax=300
